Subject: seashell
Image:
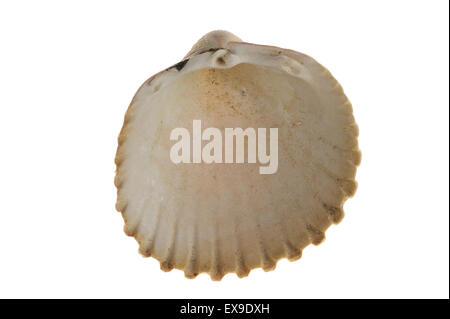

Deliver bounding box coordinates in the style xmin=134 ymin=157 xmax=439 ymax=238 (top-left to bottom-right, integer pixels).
xmin=115 ymin=30 xmax=361 ymax=280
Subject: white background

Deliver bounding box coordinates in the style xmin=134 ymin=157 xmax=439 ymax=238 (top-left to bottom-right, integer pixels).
xmin=0 ymin=0 xmax=448 ymax=299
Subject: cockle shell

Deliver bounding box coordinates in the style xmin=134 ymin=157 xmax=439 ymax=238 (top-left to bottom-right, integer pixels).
xmin=115 ymin=30 xmax=361 ymax=280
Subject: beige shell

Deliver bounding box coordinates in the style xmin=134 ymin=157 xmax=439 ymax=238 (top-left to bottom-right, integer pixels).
xmin=115 ymin=30 xmax=361 ymax=280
